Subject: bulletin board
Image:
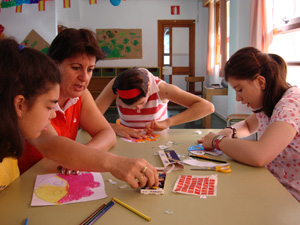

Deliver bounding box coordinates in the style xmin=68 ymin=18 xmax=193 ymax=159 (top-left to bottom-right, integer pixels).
xmin=96 ymin=29 xmax=142 ymax=60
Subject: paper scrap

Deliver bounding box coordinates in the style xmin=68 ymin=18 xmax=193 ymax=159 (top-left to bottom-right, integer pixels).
xmin=119 ymin=184 xmax=128 ymax=189
xmin=194 ymin=130 xmax=202 ymax=135
xmin=165 ymin=209 xmax=174 ymax=215
xmin=107 ymin=179 xmax=117 ymax=185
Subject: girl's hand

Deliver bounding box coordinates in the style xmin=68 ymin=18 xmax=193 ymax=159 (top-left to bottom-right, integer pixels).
xmin=197 ymin=132 xmax=218 ymax=150
xmin=114 ymin=124 xmax=146 ymax=140
xmin=145 ymin=119 xmax=169 ymax=134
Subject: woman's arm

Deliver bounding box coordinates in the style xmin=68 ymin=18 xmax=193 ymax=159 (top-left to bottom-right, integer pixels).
xmin=28 ymin=126 xmax=159 ymax=188
xmin=80 ymin=89 xmax=116 ymax=151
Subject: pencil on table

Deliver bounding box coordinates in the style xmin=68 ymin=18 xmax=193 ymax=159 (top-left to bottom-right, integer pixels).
xmin=112 ymin=197 xmax=151 ymax=222
xmin=80 ymin=203 xmax=106 ymax=225
xmin=88 ymin=201 xmax=115 ymax=225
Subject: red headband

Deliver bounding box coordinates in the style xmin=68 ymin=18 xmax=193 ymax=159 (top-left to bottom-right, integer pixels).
xmin=117 ymin=88 xmax=141 ymax=99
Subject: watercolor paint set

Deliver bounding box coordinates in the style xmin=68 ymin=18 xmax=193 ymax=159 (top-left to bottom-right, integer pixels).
xmin=140 ymin=170 xmax=166 ymax=195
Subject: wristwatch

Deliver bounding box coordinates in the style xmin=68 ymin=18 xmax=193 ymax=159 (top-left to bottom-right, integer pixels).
xmin=212 ymin=134 xmax=226 ymax=150
xmin=225 ymin=126 xmax=237 ymax=138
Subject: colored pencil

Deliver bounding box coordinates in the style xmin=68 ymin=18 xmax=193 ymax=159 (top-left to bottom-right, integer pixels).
xmin=24 ymin=218 xmax=29 ymax=225
xmin=80 ymin=203 xmax=106 ymax=225
xmin=190 ymin=155 xmax=227 ymax=164
xmin=88 ymin=201 xmax=115 ymax=225
xmin=112 ymin=197 xmax=151 ymax=222
xmin=84 ymin=201 xmax=113 ymax=225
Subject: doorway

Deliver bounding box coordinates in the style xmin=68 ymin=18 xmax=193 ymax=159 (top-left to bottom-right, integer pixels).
xmin=158 ymin=20 xmax=195 ymax=92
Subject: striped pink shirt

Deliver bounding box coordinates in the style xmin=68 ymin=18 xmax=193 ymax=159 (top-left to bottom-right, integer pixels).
xmin=116 ymin=69 xmax=168 ymax=129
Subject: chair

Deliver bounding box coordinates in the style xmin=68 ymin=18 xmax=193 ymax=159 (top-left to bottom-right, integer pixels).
xmin=185 ymin=76 xmax=205 ymax=96
xmin=226 ymin=114 xmax=250 ymax=126
xmin=226 ymin=114 xmax=257 ymax=140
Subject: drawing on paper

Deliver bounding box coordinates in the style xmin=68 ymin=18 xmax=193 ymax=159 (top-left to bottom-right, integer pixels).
xmin=31 ymin=172 xmax=107 ymax=206
xmin=121 ymin=134 xmax=159 ymax=143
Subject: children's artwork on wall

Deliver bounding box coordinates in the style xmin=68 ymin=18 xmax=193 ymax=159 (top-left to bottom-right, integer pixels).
xmin=96 ymin=29 xmax=142 ymax=60
xmin=21 ymin=29 xmax=49 ymax=54
xmin=31 ymin=172 xmax=107 ymax=206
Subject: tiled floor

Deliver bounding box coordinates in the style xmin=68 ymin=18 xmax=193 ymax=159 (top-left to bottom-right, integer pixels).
xmin=103 ymin=106 xmax=226 ymax=129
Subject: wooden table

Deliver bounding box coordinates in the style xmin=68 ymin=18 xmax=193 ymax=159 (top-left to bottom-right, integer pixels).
xmin=203 ymin=86 xmax=228 ymax=128
xmin=0 ymin=129 xmax=299 ymax=225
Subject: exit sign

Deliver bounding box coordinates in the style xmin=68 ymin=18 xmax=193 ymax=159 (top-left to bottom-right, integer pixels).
xmin=171 ymin=5 xmax=180 ymax=15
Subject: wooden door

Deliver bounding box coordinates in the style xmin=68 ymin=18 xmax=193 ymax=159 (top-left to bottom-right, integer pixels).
xmin=158 ymin=20 xmax=195 ymax=92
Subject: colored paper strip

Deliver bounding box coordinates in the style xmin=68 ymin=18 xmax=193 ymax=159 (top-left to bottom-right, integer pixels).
xmin=38 ymin=0 xmax=45 ymax=11
xmin=15 ymin=5 xmax=22 ymax=13
xmin=89 ymin=0 xmax=97 ymax=4
xmin=63 ymin=0 xmax=71 ymax=8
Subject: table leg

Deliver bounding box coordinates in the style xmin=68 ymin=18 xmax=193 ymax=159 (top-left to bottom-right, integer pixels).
xmin=203 ymin=90 xmax=211 ymax=128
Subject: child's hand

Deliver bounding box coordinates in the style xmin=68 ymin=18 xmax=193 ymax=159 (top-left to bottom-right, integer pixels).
xmin=114 ymin=124 xmax=146 ymax=140
xmin=145 ymin=119 xmax=169 ymax=134
xmin=198 ymin=132 xmax=218 ymax=150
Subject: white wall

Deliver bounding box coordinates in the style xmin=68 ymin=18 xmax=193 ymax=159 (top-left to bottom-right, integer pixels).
xmin=56 ymin=0 xmax=207 ymax=73
xmin=0 ymin=0 xmax=252 ymax=119
xmin=227 ymin=0 xmax=252 ymax=116
xmin=0 ymin=1 xmax=56 ymax=44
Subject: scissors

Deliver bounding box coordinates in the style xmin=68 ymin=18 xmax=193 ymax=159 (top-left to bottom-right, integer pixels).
xmin=190 ymin=165 xmax=231 ymax=173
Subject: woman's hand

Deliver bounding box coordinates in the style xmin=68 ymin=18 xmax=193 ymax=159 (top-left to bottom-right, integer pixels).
xmin=108 ymin=155 xmax=159 ymax=189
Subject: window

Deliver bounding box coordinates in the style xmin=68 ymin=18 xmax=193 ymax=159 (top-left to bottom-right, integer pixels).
xmin=269 ymin=0 xmax=300 ymax=86
xmin=164 ymin=27 xmax=170 ymax=66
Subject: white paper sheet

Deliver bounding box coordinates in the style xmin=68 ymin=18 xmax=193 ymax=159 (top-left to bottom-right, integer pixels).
xmin=31 ymin=172 xmax=107 ymax=206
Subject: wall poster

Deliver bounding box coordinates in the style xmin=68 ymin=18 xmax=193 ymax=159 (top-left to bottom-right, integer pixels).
xmin=96 ymin=28 xmax=142 ymax=60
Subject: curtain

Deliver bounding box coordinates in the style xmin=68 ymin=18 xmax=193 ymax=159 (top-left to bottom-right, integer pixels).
xmin=206 ymin=0 xmax=214 ymax=76
xmin=219 ymin=0 xmax=227 ymax=76
xmin=250 ymin=0 xmax=273 ymax=52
